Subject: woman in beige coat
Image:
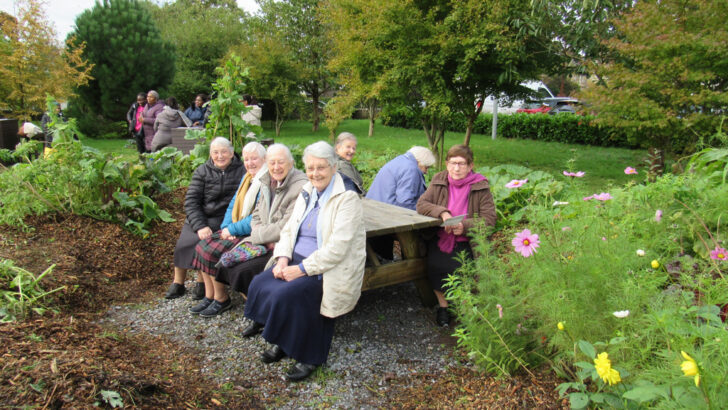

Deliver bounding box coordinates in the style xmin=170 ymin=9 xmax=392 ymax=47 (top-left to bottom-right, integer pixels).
xmin=242 ymin=141 xmax=366 ymax=382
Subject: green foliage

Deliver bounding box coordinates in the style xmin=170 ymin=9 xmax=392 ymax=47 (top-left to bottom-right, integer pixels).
xmin=0 ymin=259 xmax=64 ymax=322
xmin=449 ymin=150 xmax=728 ymax=406
xmin=579 ymin=0 xmax=728 ymax=154
xmin=0 ymin=115 xmax=187 ymax=236
xmin=381 ymin=107 xmax=632 ymax=148
xmin=256 ymin=0 xmax=336 ymax=131
xmin=230 ymin=34 xmax=303 ymax=137
xmin=476 ymin=164 xmax=563 ymax=228
xmin=150 ymin=0 xmax=247 ymax=107
xmin=186 ymin=55 xmax=259 ymax=152
xmin=98 ymin=390 xmax=124 ymax=408
xmin=69 ymin=0 xmax=175 ymax=120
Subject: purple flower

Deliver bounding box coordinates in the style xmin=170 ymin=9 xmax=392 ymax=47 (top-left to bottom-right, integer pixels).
xmin=625 ymin=167 xmax=638 ymax=175
xmin=655 ymin=209 xmax=663 ymax=222
xmin=584 ymin=192 xmax=612 ymax=201
xmin=512 ymin=229 xmax=540 ymax=257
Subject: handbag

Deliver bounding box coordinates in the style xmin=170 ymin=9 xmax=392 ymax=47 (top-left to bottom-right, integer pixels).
xmin=218 ymin=242 xmax=268 ymax=268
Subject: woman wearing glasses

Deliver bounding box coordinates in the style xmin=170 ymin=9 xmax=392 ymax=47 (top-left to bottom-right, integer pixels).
xmin=416 ymin=144 xmax=496 ymax=327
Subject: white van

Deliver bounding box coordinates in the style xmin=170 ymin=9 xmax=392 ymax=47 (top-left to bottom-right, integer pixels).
xmin=479 ymin=81 xmax=555 ymax=114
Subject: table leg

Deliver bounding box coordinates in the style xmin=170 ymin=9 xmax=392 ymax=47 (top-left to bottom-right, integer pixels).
xmin=395 ymin=231 xmax=436 ymax=306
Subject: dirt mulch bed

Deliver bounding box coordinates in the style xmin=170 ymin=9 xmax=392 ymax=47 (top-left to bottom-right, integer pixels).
xmin=1 ymin=187 xmax=566 ymax=408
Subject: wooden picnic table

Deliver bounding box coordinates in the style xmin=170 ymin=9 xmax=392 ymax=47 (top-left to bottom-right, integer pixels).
xmin=361 ymin=198 xmax=441 ymax=306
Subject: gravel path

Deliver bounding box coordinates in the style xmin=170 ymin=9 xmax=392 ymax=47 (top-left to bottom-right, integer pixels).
xmin=100 ymin=280 xmax=458 ymax=408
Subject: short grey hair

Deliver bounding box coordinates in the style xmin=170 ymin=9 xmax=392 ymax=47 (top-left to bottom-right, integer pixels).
xmin=242 ymin=141 xmax=266 ymax=159
xmin=210 ymin=137 xmax=234 ymax=154
xmin=266 ymin=143 xmax=294 ymax=164
xmin=335 ymin=132 xmax=357 ymax=147
xmin=303 ymin=141 xmax=337 ymax=168
xmin=147 ymin=90 xmax=160 ymax=99
xmin=408 ymin=146 xmax=436 ymax=167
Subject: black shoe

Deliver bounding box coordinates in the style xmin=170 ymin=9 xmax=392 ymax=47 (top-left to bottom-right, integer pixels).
xmin=261 ymin=345 xmax=286 ymax=364
xmin=286 ymin=362 xmax=318 ymax=381
xmin=199 ymin=298 xmax=232 ymax=317
xmin=436 ymin=307 xmax=451 ymax=327
xmin=164 ymin=283 xmax=185 ymax=299
xmin=192 ymin=281 xmax=205 ymax=300
xmin=189 ymin=297 xmax=213 ymax=315
xmin=242 ymin=322 xmax=263 ymax=338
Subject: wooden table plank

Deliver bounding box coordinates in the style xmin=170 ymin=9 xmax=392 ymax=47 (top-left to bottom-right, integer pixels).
xmin=362 ymin=198 xmax=441 ymax=237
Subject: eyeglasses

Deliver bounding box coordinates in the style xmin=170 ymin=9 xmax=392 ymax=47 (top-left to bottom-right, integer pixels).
xmin=447 ymin=160 xmax=469 ymax=167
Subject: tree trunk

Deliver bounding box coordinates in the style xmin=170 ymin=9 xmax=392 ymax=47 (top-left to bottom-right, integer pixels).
xmin=275 ymin=103 xmax=283 ymax=137
xmin=311 ymin=91 xmax=320 ymax=132
xmin=367 ymin=101 xmax=377 ymax=137
xmin=463 ymin=100 xmax=483 ymax=146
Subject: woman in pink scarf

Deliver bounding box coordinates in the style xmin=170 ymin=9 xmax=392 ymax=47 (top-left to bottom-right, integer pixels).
xmin=416 ymin=145 xmax=496 ymax=326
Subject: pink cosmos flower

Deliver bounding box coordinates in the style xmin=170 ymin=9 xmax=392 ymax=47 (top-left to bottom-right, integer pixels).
xmin=563 ymin=171 xmax=585 ymax=177
xmin=562 ymin=226 xmax=571 ymax=232
xmin=624 ymin=167 xmax=638 ymax=175
xmin=496 ymin=304 xmax=503 ymax=318
xmin=602 ymin=237 xmax=607 ymax=241
xmin=505 ymin=179 xmax=528 ymax=189
xmin=512 ymin=229 xmax=540 ymax=257
xmin=655 ymin=209 xmax=663 ymax=222
xmin=584 ymin=192 xmax=612 ymax=201
xmin=710 ymin=246 xmax=727 ymax=261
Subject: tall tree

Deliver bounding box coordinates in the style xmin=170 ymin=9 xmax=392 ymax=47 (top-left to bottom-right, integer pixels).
xmin=256 ymin=0 xmax=335 ymax=132
xmin=324 ymin=0 xmax=551 ymax=154
xmin=530 ymin=0 xmax=633 ymax=94
xmin=150 ymin=0 xmax=248 ymax=108
xmin=0 ymin=0 xmax=92 ymax=121
xmin=579 ymin=0 xmax=728 ymax=175
xmin=69 ymin=0 xmax=175 ymax=120
xmin=230 ymin=35 xmax=303 ymax=137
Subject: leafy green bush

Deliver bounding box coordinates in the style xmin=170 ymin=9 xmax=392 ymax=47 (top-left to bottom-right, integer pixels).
xmin=448 ymin=153 xmax=728 ymax=407
xmin=0 ymin=108 xmax=190 ymax=235
xmin=380 ymin=105 xmax=633 ymax=149
xmin=1 ymin=259 xmax=64 ymax=322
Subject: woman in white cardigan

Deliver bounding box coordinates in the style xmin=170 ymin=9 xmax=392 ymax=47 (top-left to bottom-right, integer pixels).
xmin=242 ymin=141 xmax=366 ymax=382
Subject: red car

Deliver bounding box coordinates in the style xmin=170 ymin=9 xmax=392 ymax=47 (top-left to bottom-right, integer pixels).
xmin=516 ymin=102 xmax=551 ymax=114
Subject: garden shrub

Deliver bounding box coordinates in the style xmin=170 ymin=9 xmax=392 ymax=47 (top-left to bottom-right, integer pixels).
xmin=448 ymin=154 xmax=728 ymax=407
xmin=381 ymin=105 xmax=634 ymax=149
xmin=0 ymin=105 xmax=192 ymax=236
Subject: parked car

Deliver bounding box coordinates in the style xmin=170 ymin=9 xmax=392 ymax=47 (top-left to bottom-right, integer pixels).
xmin=479 ymin=81 xmax=556 ymax=114
xmin=516 ymin=97 xmax=581 ymax=115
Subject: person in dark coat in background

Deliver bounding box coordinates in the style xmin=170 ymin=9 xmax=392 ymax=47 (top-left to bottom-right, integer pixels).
xmin=126 ymin=92 xmax=147 ymax=154
xmin=140 ymin=90 xmax=165 ymax=152
xmin=185 ymin=94 xmax=208 ymax=127
xmin=165 ymin=137 xmax=246 ymax=300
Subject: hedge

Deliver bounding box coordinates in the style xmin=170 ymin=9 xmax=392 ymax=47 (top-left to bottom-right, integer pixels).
xmin=380 ymin=106 xmax=635 ymax=149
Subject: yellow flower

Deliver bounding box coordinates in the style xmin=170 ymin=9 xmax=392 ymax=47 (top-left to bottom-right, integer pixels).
xmin=557 ymin=322 xmax=565 ymax=331
xmin=651 ymin=259 xmax=660 ymax=269
xmin=594 ymin=352 xmax=622 ymax=386
xmin=680 ymin=351 xmax=700 ymax=386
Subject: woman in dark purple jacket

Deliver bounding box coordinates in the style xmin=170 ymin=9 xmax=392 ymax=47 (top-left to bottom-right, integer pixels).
xmin=141 ymin=90 xmax=165 ymax=152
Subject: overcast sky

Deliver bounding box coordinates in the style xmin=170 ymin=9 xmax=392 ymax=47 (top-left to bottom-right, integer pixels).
xmin=0 ymin=0 xmax=260 ymax=41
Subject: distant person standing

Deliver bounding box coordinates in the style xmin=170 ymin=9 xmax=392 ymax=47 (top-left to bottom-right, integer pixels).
xmin=140 ymin=90 xmax=165 ymax=152
xmin=241 ymin=94 xmax=262 ymax=139
xmin=126 ymin=92 xmax=147 ymax=154
xmin=40 ymin=102 xmax=64 ymax=155
xmin=185 ymin=94 xmax=208 ymax=127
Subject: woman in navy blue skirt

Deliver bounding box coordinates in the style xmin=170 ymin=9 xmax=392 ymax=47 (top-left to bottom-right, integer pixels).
xmin=242 ymin=141 xmax=366 ymax=381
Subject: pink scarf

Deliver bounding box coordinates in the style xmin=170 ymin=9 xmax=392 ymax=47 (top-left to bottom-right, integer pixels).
xmin=437 ymin=171 xmax=486 ymax=253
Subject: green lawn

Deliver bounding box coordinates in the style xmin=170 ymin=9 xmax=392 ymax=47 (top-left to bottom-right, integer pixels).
xmin=81 ymin=119 xmax=645 ymax=191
